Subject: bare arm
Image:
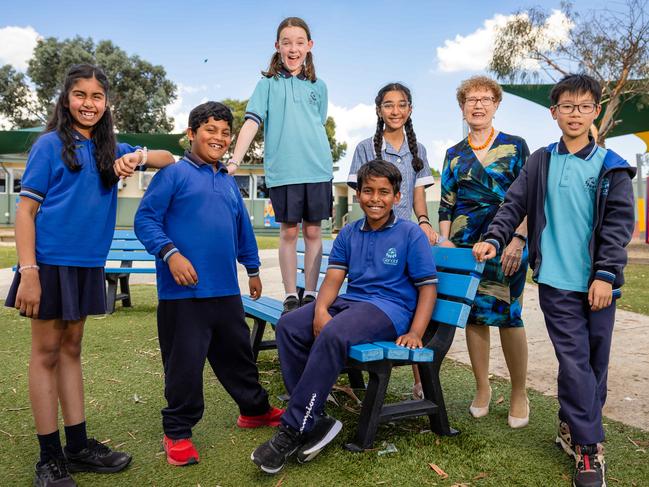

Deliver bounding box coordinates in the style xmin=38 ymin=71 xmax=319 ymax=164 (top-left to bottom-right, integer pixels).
xmin=114 ymin=149 xmax=175 ymax=178
xmin=501 ymin=216 xmax=528 ymax=277
xmin=313 ymin=268 xmax=346 ymax=337
xmin=396 ymin=284 xmax=437 ymax=348
xmin=413 ymin=186 xmax=438 ymax=244
xmin=229 ymin=119 xmax=260 ymax=174
xmin=14 ymin=197 xmax=41 ymax=317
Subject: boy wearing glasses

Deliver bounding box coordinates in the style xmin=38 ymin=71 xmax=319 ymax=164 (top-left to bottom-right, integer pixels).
xmin=473 ymin=74 xmax=635 ymax=487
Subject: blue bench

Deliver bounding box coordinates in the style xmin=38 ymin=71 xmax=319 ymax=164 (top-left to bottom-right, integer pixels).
xmin=242 ymin=238 xmax=484 ymax=450
xmin=105 ymin=230 xmax=155 ymax=313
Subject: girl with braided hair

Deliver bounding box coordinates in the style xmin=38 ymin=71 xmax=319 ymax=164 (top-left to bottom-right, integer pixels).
xmin=348 ymin=83 xmax=437 ymax=245
xmin=347 ymin=83 xmax=437 ymax=398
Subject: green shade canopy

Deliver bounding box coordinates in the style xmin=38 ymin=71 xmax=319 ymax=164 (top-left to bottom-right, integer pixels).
xmin=0 ymin=130 xmax=185 ymax=156
xmin=502 ymin=84 xmax=649 ymax=139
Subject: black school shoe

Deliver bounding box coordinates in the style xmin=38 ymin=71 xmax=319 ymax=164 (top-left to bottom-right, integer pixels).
xmin=296 ymin=414 xmax=342 ymax=463
xmin=300 ymin=294 xmax=316 ymax=307
xmin=281 ymin=296 xmax=300 ymax=315
xmin=34 ymin=457 xmax=77 ymax=487
xmin=573 ymin=444 xmax=606 ymax=487
xmin=64 ymin=438 xmax=132 ymax=473
xmin=251 ymin=425 xmax=303 ymax=474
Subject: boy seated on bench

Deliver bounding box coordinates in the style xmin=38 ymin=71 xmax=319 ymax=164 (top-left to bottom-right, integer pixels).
xmin=251 ymin=159 xmax=438 ymax=474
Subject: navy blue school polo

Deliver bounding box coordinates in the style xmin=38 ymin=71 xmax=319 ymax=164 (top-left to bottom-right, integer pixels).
xmin=134 ymin=154 xmax=261 ymax=300
xmin=327 ymin=213 xmax=438 ymax=335
xmin=20 ymin=131 xmax=136 ymax=267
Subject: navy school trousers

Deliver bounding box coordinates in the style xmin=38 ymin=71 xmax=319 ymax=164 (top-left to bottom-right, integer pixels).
xmin=157 ymin=295 xmax=270 ymax=439
xmin=538 ymin=284 xmax=616 ymax=445
xmin=276 ymin=297 xmax=397 ymax=434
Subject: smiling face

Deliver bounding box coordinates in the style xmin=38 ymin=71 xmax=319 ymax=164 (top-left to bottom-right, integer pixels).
xmin=67 ymin=76 xmax=107 ymax=138
xmin=275 ymin=26 xmax=313 ymax=75
xmin=461 ymin=87 xmax=499 ymax=131
xmin=187 ymin=117 xmax=232 ymax=164
xmin=551 ymin=90 xmax=601 ymax=144
xmin=357 ymin=175 xmax=401 ymax=229
xmin=378 ymin=90 xmax=412 ymax=132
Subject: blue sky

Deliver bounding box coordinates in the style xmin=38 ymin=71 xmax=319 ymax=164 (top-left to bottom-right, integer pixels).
xmin=1 ymin=0 xmax=645 ymax=180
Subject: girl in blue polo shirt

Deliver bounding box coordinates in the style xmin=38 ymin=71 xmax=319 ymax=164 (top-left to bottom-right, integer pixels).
xmin=230 ymin=16 xmax=333 ymax=315
xmin=5 ymin=64 xmax=174 ymax=487
xmin=348 ymin=82 xmax=438 ymax=399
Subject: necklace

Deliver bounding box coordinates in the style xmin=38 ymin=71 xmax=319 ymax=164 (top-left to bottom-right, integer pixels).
xmin=467 ymin=127 xmax=495 ymax=151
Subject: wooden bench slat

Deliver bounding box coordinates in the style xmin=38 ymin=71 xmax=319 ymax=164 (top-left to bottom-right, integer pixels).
xmin=348 ymin=343 xmax=384 ymax=362
xmin=113 ymin=230 xmax=138 ymax=240
xmin=374 ymin=341 xmax=410 ymax=360
xmin=110 ymin=241 xmax=145 ymax=250
xmin=431 ymin=246 xmax=485 ymax=274
xmin=106 ymin=251 xmax=156 ymax=261
xmin=297 ymin=239 xmax=334 ymax=255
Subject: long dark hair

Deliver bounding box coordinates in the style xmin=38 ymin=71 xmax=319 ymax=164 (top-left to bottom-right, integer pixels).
xmin=45 ymin=64 xmax=118 ymax=188
xmin=373 ymin=83 xmax=423 ymax=172
xmin=262 ymin=17 xmax=317 ymax=82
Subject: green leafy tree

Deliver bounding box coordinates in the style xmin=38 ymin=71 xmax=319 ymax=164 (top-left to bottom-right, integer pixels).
xmin=220 ymin=98 xmax=347 ymax=164
xmin=489 ymin=0 xmax=649 ymax=145
xmin=0 ymin=36 xmax=176 ymax=132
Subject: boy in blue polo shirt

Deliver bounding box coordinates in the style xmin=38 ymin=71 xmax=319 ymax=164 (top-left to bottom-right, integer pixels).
xmin=135 ymin=102 xmax=283 ymax=467
xmin=473 ymin=74 xmax=635 ymax=487
xmin=251 ymin=160 xmax=438 ymax=474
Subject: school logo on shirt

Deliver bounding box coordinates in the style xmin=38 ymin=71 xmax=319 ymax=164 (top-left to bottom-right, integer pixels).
xmin=383 ymin=247 xmax=399 ymax=266
xmin=584 ymin=176 xmax=597 ymax=194
xmin=308 ymin=90 xmax=318 ymax=105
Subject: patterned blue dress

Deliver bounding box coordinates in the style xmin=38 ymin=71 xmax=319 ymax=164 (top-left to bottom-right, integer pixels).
xmin=439 ymin=132 xmax=529 ymax=327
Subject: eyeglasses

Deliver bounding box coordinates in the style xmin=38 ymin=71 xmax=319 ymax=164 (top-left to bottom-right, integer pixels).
xmin=553 ymin=103 xmax=598 ymax=114
xmin=380 ymin=102 xmax=410 ymax=111
xmin=464 ymin=96 xmax=495 ymax=107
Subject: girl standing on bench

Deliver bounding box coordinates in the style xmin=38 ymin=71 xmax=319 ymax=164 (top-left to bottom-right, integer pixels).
xmin=347 ymin=82 xmax=438 ymax=399
xmin=5 ymin=63 xmax=174 ymax=487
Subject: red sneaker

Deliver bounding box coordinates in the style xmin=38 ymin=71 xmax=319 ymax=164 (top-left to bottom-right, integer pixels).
xmin=237 ymin=406 xmax=284 ymax=428
xmin=162 ymin=435 xmax=199 ymax=466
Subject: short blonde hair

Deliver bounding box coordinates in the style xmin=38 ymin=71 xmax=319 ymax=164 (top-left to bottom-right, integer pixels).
xmin=456 ymin=76 xmax=503 ymax=105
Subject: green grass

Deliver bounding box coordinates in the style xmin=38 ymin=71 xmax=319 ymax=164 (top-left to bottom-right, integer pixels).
xmin=0 ymin=246 xmax=17 ymax=268
xmin=256 ymin=236 xmax=279 ymax=250
xmin=1 ymin=286 xmax=648 ymax=486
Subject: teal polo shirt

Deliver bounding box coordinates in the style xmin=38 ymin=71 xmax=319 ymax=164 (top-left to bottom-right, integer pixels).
xmin=538 ymin=138 xmax=606 ymax=292
xmin=245 ymin=69 xmax=333 ymax=188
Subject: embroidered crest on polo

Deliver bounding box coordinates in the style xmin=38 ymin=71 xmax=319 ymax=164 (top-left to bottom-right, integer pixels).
xmin=584 ymin=176 xmax=597 ymax=193
xmin=383 ymin=247 xmax=399 ymax=265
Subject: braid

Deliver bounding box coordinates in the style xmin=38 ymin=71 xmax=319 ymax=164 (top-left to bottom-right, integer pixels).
xmin=404 ymin=118 xmax=423 ymax=172
xmin=304 ymin=52 xmax=317 ymax=82
xmin=373 ymin=118 xmax=384 ymax=159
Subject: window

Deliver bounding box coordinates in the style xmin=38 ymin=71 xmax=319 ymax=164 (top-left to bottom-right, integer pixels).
xmin=10 ymin=169 xmax=23 ymax=194
xmin=139 ymin=171 xmax=156 ymax=190
xmin=234 ymin=175 xmax=251 ymax=198
xmin=256 ymin=175 xmax=270 ymax=199
xmin=0 ymin=171 xmax=6 ymax=193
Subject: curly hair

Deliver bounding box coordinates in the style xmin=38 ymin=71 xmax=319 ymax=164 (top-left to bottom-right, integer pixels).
xmin=456 ymin=75 xmax=503 ymax=105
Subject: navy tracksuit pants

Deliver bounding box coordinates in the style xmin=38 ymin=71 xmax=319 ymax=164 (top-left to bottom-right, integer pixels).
xmin=538 ymin=284 xmax=616 ymax=445
xmin=157 ymin=295 xmax=271 ymax=439
xmin=276 ymin=297 xmax=397 ymax=433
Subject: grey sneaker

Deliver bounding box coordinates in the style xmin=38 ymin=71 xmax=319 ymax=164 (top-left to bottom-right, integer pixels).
xmin=281 ymin=296 xmax=300 ymax=315
xmin=34 ymin=457 xmax=77 ymax=487
xmin=296 ymin=414 xmax=342 ymax=463
xmin=556 ymin=420 xmax=575 ymax=458
xmin=251 ymin=425 xmax=303 ymax=474
xmin=573 ymin=443 xmax=606 ymax=487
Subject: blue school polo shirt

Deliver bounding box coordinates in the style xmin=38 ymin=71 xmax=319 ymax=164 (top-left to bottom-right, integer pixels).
xmin=538 ymin=138 xmax=606 ymax=292
xmin=348 ymin=136 xmax=435 ymax=221
xmin=134 ymin=153 xmax=261 ymax=300
xmin=327 ymin=213 xmax=438 ymax=335
xmin=245 ymin=69 xmax=333 ymax=188
xmin=20 ymin=131 xmax=137 ymax=267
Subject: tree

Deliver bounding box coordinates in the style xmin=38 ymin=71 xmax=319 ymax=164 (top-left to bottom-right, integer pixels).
xmin=0 ymin=36 xmax=176 ymax=132
xmin=489 ymin=0 xmax=649 ymax=145
xmin=221 ymin=98 xmax=347 ymax=164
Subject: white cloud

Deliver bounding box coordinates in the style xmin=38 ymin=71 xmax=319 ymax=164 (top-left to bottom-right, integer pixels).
xmin=327 ymin=101 xmax=377 ymax=180
xmin=435 ymin=10 xmax=571 ymax=73
xmin=427 ymin=139 xmax=456 ymax=171
xmin=0 ymin=26 xmax=40 ymax=71
xmin=166 ymin=94 xmax=189 ymax=133
xmin=177 ymin=83 xmax=208 ymax=95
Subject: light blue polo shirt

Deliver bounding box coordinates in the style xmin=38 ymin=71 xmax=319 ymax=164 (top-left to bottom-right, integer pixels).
xmin=245 ymin=69 xmax=333 ymax=188
xmin=328 ymin=213 xmax=438 ymax=335
xmin=538 ymin=138 xmax=606 ymax=292
xmin=20 ymin=131 xmax=137 ymax=267
xmin=348 ymin=136 xmax=435 ymax=221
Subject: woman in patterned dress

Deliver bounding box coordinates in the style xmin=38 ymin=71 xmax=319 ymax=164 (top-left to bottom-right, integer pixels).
xmin=439 ymin=76 xmax=530 ymax=428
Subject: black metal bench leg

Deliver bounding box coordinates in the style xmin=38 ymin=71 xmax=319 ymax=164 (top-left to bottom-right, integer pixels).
xmin=347 ymin=369 xmax=365 ymax=390
xmin=105 ymin=276 xmax=118 ymax=314
xmin=345 ymin=363 xmax=391 ymax=451
xmin=250 ymin=318 xmax=267 ymax=362
xmin=419 ymin=362 xmax=458 ymax=436
xmin=120 ymin=275 xmax=132 ymax=308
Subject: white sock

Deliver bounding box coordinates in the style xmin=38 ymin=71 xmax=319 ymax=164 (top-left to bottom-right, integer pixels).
xmin=303 ymin=291 xmax=317 ymax=298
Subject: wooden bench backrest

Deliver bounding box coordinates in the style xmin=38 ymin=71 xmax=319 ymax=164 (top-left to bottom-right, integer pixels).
xmin=296 ymin=239 xmax=484 ymax=329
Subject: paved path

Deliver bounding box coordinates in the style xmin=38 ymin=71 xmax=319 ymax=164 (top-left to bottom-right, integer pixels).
xmin=2 ymin=248 xmax=648 ymax=431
